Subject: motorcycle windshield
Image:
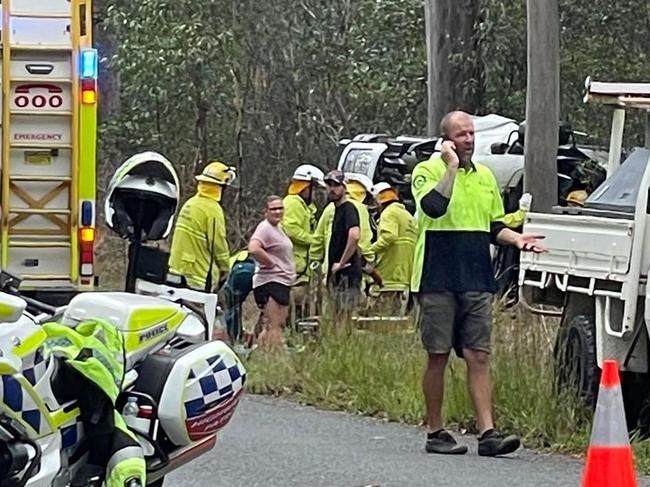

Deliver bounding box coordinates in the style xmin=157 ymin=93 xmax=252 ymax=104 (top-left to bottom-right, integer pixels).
xmin=585 ymin=148 xmax=650 ymax=213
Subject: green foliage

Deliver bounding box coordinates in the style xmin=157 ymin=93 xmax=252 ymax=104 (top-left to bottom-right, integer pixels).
xmin=479 ymin=0 xmax=650 ymax=144
xmin=97 ymin=0 xmax=428 ymax=247
xmin=95 ymin=0 xmax=650 ymax=243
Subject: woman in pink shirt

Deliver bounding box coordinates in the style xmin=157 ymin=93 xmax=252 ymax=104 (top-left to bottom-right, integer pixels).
xmin=248 ymin=195 xmax=296 ymax=350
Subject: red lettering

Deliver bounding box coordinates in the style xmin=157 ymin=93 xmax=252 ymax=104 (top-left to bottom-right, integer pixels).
xmin=14 ymin=133 xmax=63 ymax=141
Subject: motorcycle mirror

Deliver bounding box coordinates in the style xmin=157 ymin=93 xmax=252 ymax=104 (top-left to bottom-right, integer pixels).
xmin=0 ymin=292 xmax=27 ymax=323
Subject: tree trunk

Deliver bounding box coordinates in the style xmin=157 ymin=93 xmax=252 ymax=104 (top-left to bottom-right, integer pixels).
xmin=424 ymin=0 xmax=480 ymax=136
xmin=524 ymin=0 xmax=560 ymax=212
xmin=93 ymin=0 xmax=120 ymax=122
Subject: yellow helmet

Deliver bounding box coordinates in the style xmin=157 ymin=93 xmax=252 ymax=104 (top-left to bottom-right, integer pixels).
xmin=195 ymin=161 xmax=237 ymax=186
xmin=566 ymin=189 xmax=588 ymax=207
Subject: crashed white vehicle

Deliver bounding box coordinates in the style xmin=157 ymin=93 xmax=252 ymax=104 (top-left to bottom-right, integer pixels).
xmin=335 ymin=113 xmax=607 ymax=297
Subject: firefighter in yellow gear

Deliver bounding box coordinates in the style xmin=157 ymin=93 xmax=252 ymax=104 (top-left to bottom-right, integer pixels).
xmin=502 ymin=192 xmax=532 ymax=228
xmin=369 ymin=182 xmax=417 ymax=291
xmin=282 ymin=164 xmax=325 ymax=284
xmin=311 ymin=173 xmax=375 ymax=271
xmin=169 ymin=161 xmax=236 ymax=291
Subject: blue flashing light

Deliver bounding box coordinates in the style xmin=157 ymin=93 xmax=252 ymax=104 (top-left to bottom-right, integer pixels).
xmin=81 ymin=49 xmax=98 ymax=79
xmin=81 ymin=201 xmax=93 ymax=227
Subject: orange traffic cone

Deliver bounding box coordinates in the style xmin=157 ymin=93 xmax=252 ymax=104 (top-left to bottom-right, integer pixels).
xmin=581 ymin=359 xmax=637 ymax=487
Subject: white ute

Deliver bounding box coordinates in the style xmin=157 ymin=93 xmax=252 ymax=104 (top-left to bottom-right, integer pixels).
xmin=519 ymin=78 xmax=650 ymax=430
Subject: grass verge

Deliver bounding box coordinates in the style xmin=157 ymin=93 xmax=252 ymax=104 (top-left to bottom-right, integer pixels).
xmin=244 ymin=303 xmax=650 ymax=472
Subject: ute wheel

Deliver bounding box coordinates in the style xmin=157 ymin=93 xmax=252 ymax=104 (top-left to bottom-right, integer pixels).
xmin=621 ymin=372 xmax=650 ymax=436
xmin=554 ymin=313 xmax=599 ymax=406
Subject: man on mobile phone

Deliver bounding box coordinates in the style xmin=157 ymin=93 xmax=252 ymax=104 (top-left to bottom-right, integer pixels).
xmin=411 ymin=110 xmax=545 ymax=457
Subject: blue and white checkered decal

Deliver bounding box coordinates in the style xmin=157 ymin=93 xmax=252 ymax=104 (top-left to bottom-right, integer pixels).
xmin=0 ymin=374 xmax=49 ymax=435
xmin=22 ymin=349 xmax=48 ymax=387
xmin=61 ymin=416 xmax=84 ymax=450
xmin=184 ymin=353 xmax=246 ymax=418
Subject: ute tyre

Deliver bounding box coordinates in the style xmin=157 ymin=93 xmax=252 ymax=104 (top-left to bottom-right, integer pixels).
xmin=554 ymin=313 xmax=599 ymax=406
xmin=621 ymin=372 xmax=650 ymax=436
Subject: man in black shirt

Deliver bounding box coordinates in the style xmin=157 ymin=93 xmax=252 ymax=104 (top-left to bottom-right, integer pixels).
xmin=324 ymin=170 xmax=361 ymax=318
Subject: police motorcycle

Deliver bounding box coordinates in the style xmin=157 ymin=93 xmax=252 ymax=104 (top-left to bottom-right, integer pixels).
xmin=0 ymin=153 xmax=246 ymax=487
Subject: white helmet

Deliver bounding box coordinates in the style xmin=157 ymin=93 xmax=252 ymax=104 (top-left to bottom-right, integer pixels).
xmin=370 ymin=182 xmax=393 ymax=198
xmin=345 ymin=173 xmax=374 ymax=193
xmin=291 ymin=164 xmax=325 ymax=187
xmin=105 ymin=151 xmax=180 ymax=242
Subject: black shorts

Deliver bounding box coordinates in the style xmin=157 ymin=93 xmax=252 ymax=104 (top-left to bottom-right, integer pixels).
xmin=253 ymin=282 xmax=291 ymax=308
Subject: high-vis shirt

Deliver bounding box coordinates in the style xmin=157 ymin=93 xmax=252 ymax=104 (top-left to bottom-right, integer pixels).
xmin=411 ymin=155 xmax=505 ymax=293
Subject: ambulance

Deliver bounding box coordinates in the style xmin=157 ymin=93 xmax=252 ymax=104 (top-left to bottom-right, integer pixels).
xmin=0 ymin=0 xmax=98 ymax=303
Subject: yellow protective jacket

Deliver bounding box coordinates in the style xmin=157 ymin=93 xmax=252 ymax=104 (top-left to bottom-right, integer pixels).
xmin=43 ymin=320 xmax=146 ymax=486
xmin=282 ymin=194 xmax=318 ymax=280
xmin=229 ymin=249 xmax=250 ymax=269
xmin=311 ymin=199 xmax=374 ymax=269
xmin=503 ymin=208 xmax=526 ymax=228
xmin=169 ymin=194 xmax=230 ymax=290
xmin=371 ymin=202 xmax=417 ymax=291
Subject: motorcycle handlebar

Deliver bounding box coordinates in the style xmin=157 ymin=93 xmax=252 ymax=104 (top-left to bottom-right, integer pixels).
xmin=20 ymin=296 xmax=56 ymax=317
xmin=0 ymin=271 xmax=56 ymax=317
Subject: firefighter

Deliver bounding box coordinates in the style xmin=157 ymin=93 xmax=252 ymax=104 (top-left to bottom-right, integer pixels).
xmin=282 ymin=164 xmax=325 ymax=322
xmin=370 ymin=182 xmax=417 ymax=293
xmin=282 ymin=164 xmax=325 ymax=284
xmin=502 ymin=192 xmax=532 ymax=228
xmin=169 ymin=161 xmax=236 ymax=291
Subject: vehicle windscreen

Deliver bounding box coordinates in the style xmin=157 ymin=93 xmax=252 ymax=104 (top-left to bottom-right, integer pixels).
xmin=585 ymin=148 xmax=650 ymax=213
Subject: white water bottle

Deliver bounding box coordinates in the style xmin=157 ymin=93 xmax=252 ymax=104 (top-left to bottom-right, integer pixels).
xmin=122 ymin=396 xmax=139 ymax=417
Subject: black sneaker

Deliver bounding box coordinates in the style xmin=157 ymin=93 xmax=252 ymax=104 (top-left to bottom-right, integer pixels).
xmin=425 ymin=429 xmax=468 ymax=455
xmin=478 ymin=429 xmax=521 ymax=456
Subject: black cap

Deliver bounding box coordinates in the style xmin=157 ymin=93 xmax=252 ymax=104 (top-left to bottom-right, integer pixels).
xmin=324 ymin=169 xmax=345 ymax=185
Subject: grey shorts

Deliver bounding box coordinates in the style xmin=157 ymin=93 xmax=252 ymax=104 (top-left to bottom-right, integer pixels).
xmin=417 ymin=291 xmax=493 ymax=355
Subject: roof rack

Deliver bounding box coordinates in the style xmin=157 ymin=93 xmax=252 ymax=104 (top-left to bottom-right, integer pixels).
xmin=584 ymin=77 xmax=650 ymax=110
xmin=583 ymin=77 xmax=650 ymax=175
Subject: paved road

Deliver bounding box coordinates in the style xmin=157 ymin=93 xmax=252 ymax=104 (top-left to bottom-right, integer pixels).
xmin=168 ymin=395 xmax=649 ymax=487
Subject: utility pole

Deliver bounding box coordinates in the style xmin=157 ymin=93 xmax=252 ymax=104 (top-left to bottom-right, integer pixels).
xmin=424 ymin=0 xmax=480 ymax=137
xmin=524 ymin=0 xmax=560 ymax=211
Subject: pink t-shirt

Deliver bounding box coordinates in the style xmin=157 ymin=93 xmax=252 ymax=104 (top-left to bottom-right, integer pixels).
xmin=250 ymin=219 xmax=296 ymax=288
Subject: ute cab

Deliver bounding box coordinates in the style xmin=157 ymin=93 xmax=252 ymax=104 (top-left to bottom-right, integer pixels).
xmin=0 ymin=0 xmax=98 ymax=305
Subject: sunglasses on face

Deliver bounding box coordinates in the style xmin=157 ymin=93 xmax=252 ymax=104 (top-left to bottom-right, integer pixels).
xmin=268 ymin=206 xmax=284 ymax=212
